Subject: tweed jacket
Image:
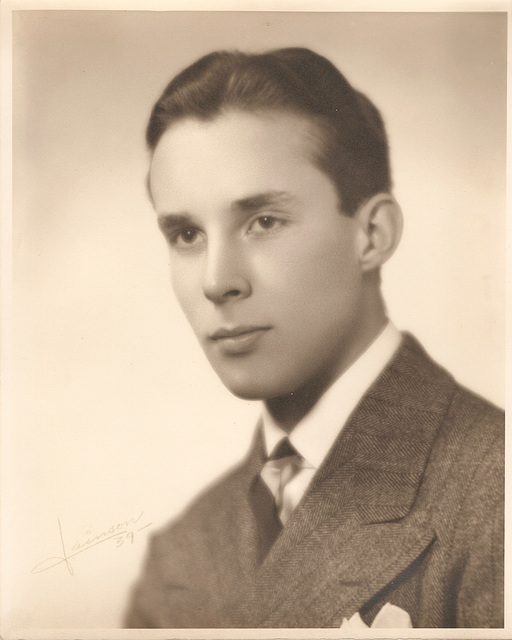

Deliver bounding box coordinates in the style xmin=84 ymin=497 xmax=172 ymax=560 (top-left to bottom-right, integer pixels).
xmin=125 ymin=334 xmax=504 ymax=628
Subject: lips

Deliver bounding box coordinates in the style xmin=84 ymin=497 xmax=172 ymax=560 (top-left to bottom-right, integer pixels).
xmin=208 ymin=326 xmax=271 ymax=355
xmin=209 ymin=326 xmax=269 ymax=340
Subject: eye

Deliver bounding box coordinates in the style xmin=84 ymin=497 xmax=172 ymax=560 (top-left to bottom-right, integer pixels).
xmin=170 ymin=227 xmax=203 ymax=249
xmin=256 ymin=216 xmax=276 ymax=229
xmin=178 ymin=228 xmax=198 ymax=243
xmin=248 ymin=215 xmax=283 ymax=234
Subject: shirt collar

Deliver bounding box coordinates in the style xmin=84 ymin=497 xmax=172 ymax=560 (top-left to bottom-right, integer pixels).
xmin=261 ymin=321 xmax=402 ymax=468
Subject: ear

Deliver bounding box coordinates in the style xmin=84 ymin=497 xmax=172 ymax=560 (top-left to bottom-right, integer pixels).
xmin=354 ymin=193 xmax=403 ymax=272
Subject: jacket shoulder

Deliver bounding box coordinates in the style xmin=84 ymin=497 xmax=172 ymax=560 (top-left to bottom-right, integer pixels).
xmin=154 ymin=457 xmax=249 ymax=549
xmin=399 ymin=333 xmax=503 ymax=438
xmin=436 ymin=372 xmax=504 ymax=471
xmin=124 ymin=458 xmax=251 ymax=628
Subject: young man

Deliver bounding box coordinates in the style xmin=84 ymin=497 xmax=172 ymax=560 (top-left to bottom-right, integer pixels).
xmin=125 ymin=48 xmax=504 ymax=628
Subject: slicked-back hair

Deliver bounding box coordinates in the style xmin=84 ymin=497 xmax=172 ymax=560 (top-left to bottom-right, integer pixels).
xmin=146 ymin=48 xmax=391 ymax=216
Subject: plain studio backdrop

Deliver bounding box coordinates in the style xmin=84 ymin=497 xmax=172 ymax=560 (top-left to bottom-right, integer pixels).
xmin=5 ymin=10 xmax=506 ymax=631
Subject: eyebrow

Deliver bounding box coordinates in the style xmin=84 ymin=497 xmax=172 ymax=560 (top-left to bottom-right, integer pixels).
xmin=231 ymin=191 xmax=296 ymax=214
xmin=157 ymin=213 xmax=192 ymax=233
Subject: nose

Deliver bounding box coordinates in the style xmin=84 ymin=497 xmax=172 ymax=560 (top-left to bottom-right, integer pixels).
xmin=202 ymin=241 xmax=252 ymax=304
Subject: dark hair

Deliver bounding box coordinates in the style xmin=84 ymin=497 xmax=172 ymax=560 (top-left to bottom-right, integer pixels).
xmin=146 ymin=48 xmax=391 ymax=215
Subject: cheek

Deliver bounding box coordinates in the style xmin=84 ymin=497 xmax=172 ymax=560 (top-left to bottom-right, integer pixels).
xmin=170 ymin=261 xmax=202 ymax=323
xmin=258 ymin=237 xmax=360 ymax=316
xmin=308 ymin=245 xmax=358 ymax=288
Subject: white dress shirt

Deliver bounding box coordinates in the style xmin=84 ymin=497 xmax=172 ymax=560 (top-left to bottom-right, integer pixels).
xmin=260 ymin=322 xmax=402 ymax=521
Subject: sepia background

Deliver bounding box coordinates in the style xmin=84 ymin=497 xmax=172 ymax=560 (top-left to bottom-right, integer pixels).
xmin=7 ymin=10 xmax=506 ymax=630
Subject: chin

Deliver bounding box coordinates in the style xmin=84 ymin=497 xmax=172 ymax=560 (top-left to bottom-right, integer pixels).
xmin=216 ymin=371 xmax=290 ymax=401
xmin=222 ymin=381 xmax=276 ymax=401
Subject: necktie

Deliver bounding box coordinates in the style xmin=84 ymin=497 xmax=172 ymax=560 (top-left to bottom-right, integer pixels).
xmin=249 ymin=438 xmax=304 ymax=563
xmin=262 ymin=438 xmax=305 ymax=525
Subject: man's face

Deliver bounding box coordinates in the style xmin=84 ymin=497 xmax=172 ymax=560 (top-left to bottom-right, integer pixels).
xmin=150 ymin=110 xmax=370 ymax=401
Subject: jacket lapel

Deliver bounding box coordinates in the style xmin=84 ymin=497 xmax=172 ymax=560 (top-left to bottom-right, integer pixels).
xmin=221 ymin=426 xmax=267 ymax=581
xmin=230 ymin=335 xmax=456 ymax=627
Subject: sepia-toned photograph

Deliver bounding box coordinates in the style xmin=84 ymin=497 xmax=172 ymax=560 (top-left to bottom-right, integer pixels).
xmin=1 ymin=5 xmax=507 ymax=638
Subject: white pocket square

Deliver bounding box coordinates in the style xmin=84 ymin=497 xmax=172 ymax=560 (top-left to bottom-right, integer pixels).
xmin=340 ymin=602 xmax=413 ymax=629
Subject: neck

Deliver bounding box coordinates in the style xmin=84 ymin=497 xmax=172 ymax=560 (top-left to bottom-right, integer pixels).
xmin=265 ymin=301 xmax=388 ymax=433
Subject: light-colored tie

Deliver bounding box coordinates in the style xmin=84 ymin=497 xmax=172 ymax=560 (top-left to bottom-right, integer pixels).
xmin=260 ymin=438 xmax=310 ymax=525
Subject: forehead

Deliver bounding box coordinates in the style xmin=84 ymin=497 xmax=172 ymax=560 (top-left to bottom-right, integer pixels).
xmin=149 ymin=110 xmax=327 ymax=209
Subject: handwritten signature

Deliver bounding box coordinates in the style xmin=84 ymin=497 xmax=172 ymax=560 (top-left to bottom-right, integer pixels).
xmin=31 ymin=512 xmax=152 ymax=575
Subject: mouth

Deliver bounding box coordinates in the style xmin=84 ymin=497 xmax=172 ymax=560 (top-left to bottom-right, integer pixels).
xmin=209 ymin=326 xmax=270 ymax=340
xmin=208 ymin=326 xmax=271 ymax=355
